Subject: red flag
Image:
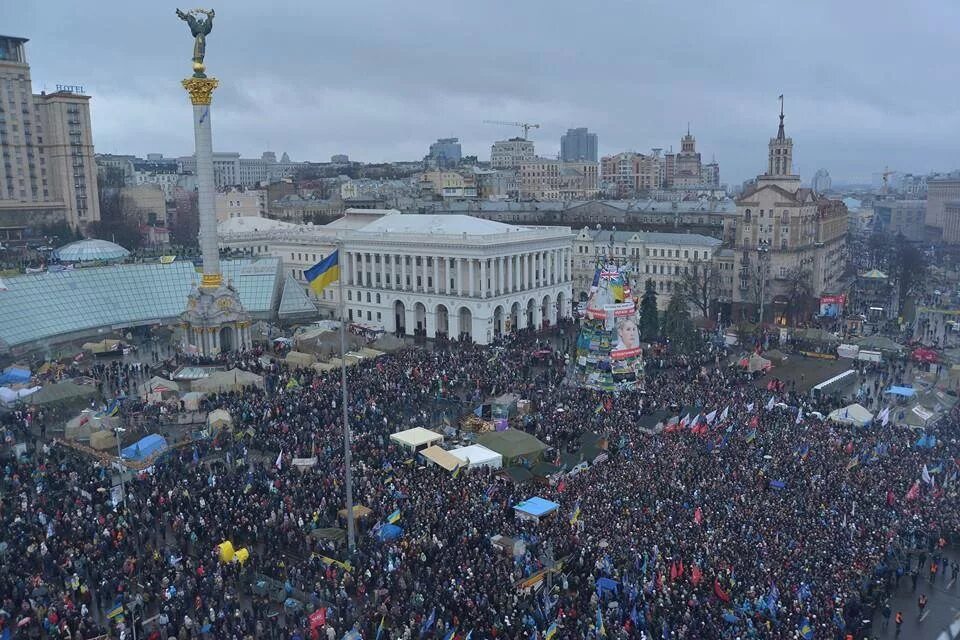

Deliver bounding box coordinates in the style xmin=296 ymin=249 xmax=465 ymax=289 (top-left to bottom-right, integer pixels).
xmin=694 ymin=507 xmax=703 ymax=525
xmin=556 ymin=480 xmax=566 ymax=493
xmin=886 ymin=489 xmax=895 ymax=506
xmin=714 ymin=577 xmax=731 ymax=602
xmin=670 ymin=561 xmax=680 ymax=581
xmin=749 ymin=415 xmax=759 ymax=428
xmin=844 ymin=442 xmax=854 ymax=454
xmin=905 ymin=480 xmax=921 ymax=501
xmin=691 ymin=565 xmax=703 ymax=586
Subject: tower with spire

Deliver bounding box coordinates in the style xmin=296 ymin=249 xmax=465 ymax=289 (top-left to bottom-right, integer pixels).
xmin=757 ymin=94 xmax=800 ymax=192
xmin=766 ymin=94 xmax=794 ymax=178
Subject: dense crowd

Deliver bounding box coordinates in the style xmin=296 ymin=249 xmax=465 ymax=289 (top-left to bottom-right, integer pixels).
xmin=1 ymin=330 xmax=959 ymax=640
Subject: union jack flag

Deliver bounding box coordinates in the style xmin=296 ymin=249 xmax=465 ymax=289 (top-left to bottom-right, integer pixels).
xmin=600 ymin=269 xmax=619 ymax=280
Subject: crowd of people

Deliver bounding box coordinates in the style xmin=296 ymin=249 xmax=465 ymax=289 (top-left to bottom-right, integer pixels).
xmin=1 ymin=327 xmax=958 ymax=640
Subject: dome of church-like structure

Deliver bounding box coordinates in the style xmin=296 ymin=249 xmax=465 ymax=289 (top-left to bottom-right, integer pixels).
xmin=55 ymin=239 xmax=131 ymax=263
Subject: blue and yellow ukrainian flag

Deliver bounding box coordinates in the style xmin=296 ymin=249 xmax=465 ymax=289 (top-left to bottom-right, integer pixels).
xmin=106 ymin=602 xmax=124 ymax=620
xmin=387 ymin=509 xmax=401 ymax=524
xmin=305 ymin=250 xmax=340 ymax=294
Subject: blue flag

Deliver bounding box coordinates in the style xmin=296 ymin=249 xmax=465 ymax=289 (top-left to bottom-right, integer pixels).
xmin=420 ymin=607 xmax=436 ymax=638
xmin=799 ymin=617 xmax=814 ymax=639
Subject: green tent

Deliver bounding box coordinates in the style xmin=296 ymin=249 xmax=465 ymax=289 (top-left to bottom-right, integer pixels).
xmin=28 ymin=381 xmax=96 ymax=406
xmin=478 ymin=429 xmax=548 ymax=465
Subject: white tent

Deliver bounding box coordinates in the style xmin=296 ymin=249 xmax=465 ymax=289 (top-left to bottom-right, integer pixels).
xmin=139 ymin=376 xmax=180 ymax=402
xmin=0 ymin=385 xmax=41 ymax=405
xmin=389 ymin=427 xmax=442 ymax=452
xmin=828 ymin=403 xmax=874 ymax=427
xmin=448 ymin=444 xmax=503 ymax=470
xmin=192 ymin=369 xmax=264 ymax=393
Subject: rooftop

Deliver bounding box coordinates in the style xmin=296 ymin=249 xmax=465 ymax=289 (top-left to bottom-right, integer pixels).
xmin=0 ymin=258 xmax=281 ymax=352
xmin=356 ymin=214 xmax=526 ymax=236
xmin=56 ymin=239 xmax=130 ymax=263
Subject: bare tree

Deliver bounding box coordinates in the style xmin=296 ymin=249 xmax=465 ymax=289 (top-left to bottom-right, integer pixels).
xmin=677 ymin=258 xmax=720 ymax=318
xmin=783 ymin=265 xmax=813 ymax=324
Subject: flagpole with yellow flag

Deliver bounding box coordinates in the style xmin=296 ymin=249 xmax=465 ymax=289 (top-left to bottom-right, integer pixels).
xmin=305 ymin=242 xmax=355 ymax=553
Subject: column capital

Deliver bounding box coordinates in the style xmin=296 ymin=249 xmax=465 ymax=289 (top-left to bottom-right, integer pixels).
xmin=182 ymin=77 xmax=219 ymax=105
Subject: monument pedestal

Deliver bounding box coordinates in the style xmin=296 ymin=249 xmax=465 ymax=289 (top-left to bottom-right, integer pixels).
xmin=181 ymin=283 xmax=252 ymax=355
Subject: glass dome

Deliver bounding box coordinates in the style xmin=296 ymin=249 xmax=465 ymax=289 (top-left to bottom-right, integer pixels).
xmin=55 ymin=239 xmax=131 ymax=263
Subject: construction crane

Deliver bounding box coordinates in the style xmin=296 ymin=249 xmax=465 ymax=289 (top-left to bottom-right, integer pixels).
xmin=881 ymin=166 xmax=895 ymax=194
xmin=483 ymin=120 xmax=540 ymax=140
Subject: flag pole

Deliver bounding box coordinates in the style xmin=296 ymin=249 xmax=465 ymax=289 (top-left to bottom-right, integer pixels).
xmin=336 ymin=240 xmax=356 ymax=553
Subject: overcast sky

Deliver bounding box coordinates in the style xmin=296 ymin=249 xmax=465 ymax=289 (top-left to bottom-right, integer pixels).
xmin=8 ymin=1 xmax=960 ymax=184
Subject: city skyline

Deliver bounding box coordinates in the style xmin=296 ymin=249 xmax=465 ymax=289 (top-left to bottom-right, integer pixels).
xmin=8 ymin=0 xmax=960 ymax=184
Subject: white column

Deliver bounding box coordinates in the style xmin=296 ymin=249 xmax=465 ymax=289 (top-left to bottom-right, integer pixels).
xmin=468 ymin=259 xmax=475 ymax=297
xmin=480 ymin=259 xmax=488 ymax=298
xmin=191 ymin=101 xmax=219 ymax=283
xmin=380 ymin=252 xmax=386 ymax=289
xmin=391 ymin=254 xmax=397 ymax=289
xmin=520 ymin=255 xmax=526 ymax=291
xmin=498 ymin=257 xmax=504 ymax=295
xmin=506 ymin=256 xmax=512 ymax=293
xmin=457 ymin=258 xmax=464 ymax=296
xmin=434 ymin=256 xmax=440 ymax=294
xmin=400 ymin=255 xmax=407 ymax=291
xmin=527 ymin=253 xmax=533 ymax=290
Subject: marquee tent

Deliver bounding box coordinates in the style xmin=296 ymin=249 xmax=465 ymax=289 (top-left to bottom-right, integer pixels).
xmin=478 ymin=429 xmax=548 ymax=465
xmin=192 ymin=369 xmax=264 ymax=393
xmin=139 ymin=376 xmax=180 ymax=401
xmin=285 ymin=351 xmax=316 ymax=369
xmin=827 ymin=403 xmax=874 ymax=427
xmin=0 ymin=365 xmax=30 ymax=385
xmin=513 ymin=497 xmax=560 ymax=523
xmin=389 ymin=427 xmax=443 ymax=452
xmin=207 ymin=409 xmax=233 ymax=433
xmin=121 ymin=434 xmax=168 ymax=462
xmin=419 ymin=445 xmax=461 ymax=471
xmin=0 ymin=385 xmax=40 ymax=405
xmin=448 ymin=444 xmax=503 ymax=469
xmin=885 ymin=386 xmax=916 ymax=398
xmin=28 ymin=381 xmax=96 ymax=406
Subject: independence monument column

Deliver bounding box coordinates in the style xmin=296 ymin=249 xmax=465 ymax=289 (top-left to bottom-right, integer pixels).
xmin=176 ymin=8 xmax=251 ymax=355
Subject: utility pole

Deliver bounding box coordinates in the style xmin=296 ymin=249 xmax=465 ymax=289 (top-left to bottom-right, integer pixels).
xmin=757 ymin=241 xmax=769 ymax=324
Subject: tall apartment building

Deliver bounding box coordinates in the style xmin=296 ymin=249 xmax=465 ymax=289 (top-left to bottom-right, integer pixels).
xmin=518 ymin=158 xmax=598 ymax=201
xmin=600 ymin=151 xmax=662 ymax=197
xmin=491 ymin=138 xmax=535 ymax=169
xmin=0 ymin=35 xmax=100 ymax=235
xmin=560 ymin=127 xmax=598 ymax=163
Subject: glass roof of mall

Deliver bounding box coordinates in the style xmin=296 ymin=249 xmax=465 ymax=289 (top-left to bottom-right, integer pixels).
xmin=0 ymin=258 xmax=281 ymax=350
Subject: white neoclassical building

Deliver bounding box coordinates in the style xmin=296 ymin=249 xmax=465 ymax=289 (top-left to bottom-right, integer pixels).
xmin=218 ymin=211 xmax=574 ymax=344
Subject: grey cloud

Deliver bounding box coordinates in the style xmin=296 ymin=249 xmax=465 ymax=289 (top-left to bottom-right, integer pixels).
xmin=8 ymin=0 xmax=960 ymax=183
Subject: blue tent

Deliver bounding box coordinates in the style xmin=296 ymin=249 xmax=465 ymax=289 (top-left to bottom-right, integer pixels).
xmin=121 ymin=434 xmax=168 ymax=462
xmin=0 ymin=366 xmax=30 ymax=385
xmin=885 ymin=386 xmax=916 ymax=397
xmin=376 ymin=523 xmax=404 ymax=541
xmin=513 ymin=497 xmax=560 ymax=519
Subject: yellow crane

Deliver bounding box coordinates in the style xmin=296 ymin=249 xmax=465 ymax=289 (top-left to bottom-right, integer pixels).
xmin=483 ymin=120 xmax=540 ymax=140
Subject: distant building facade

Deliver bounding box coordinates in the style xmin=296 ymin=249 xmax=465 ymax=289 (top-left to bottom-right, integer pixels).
xmin=427 ymin=138 xmax=462 ymax=169
xmin=571 ymin=227 xmax=722 ymax=310
xmin=729 ymin=107 xmax=847 ymax=324
xmin=518 ymin=159 xmax=598 ymax=201
xmin=215 ymin=187 xmax=268 ymax=222
xmin=560 ymin=128 xmax=598 ymax=163
xmin=926 ymin=175 xmax=960 ymax=239
xmin=873 ymin=199 xmax=925 ymax=241
xmin=491 ymin=138 xmax=535 ymax=169
xmin=600 ymin=152 xmax=662 ymax=197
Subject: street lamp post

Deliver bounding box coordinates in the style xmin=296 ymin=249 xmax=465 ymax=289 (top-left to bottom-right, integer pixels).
xmin=112 ymin=427 xmax=137 ymax=640
xmin=757 ymin=241 xmax=770 ymax=324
